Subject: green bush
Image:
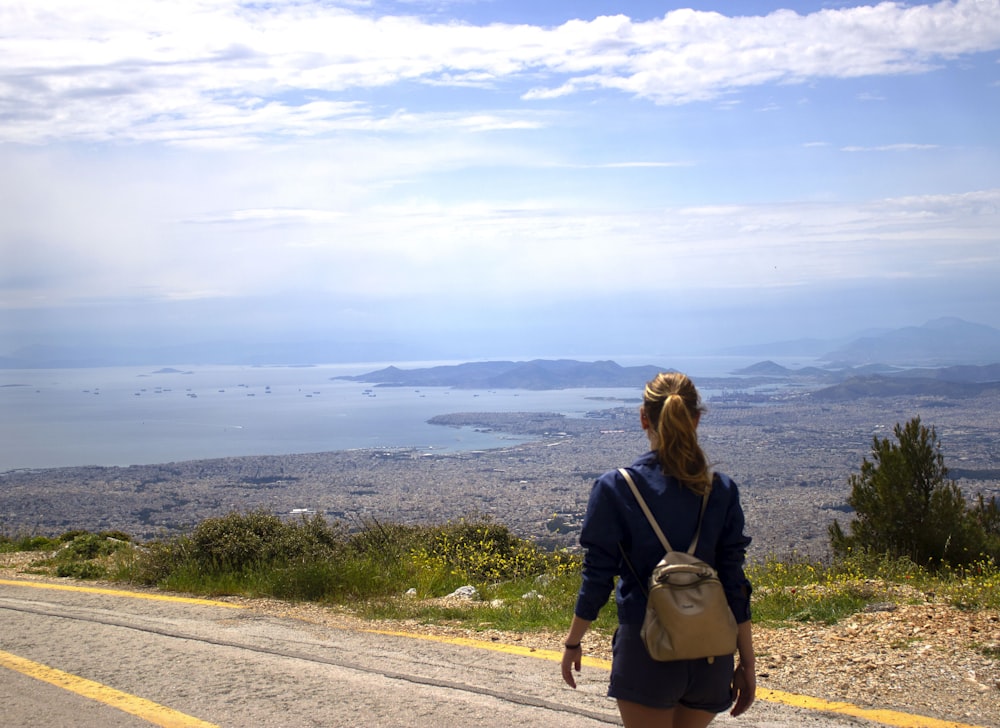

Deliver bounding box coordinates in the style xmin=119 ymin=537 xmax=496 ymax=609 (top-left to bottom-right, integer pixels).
xmin=124 ymin=511 xmax=351 ymax=597
xmin=407 ymin=517 xmax=567 ymax=586
xmin=22 ymin=532 xmax=137 ymax=581
xmin=57 ymin=561 xmax=109 ymax=579
xmin=0 ymin=534 xmax=61 ymax=552
xmin=187 ymin=510 xmax=290 ymax=572
xmin=830 ymin=417 xmax=997 ymax=569
xmin=61 ymin=533 xmax=123 ymax=560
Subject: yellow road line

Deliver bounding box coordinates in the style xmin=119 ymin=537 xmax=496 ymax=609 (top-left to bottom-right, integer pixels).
xmin=0 ymin=649 xmax=219 ymax=728
xmin=0 ymin=578 xmax=242 ymax=608
xmin=756 ymin=688 xmax=990 ymax=728
xmin=364 ymin=626 xmax=613 ymax=669
xmin=363 ymin=627 xmax=990 ymax=728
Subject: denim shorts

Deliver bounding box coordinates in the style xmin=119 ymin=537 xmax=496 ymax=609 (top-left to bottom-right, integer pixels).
xmin=608 ymin=624 xmax=735 ymax=712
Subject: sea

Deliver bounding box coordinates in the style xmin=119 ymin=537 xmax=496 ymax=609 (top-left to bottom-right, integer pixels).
xmin=0 ymin=355 xmax=812 ymax=472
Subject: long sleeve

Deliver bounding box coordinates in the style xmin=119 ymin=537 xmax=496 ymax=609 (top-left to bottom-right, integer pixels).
xmin=713 ymin=474 xmax=753 ymax=623
xmin=573 ymin=472 xmax=626 ymax=622
xmin=573 ymin=453 xmax=753 ymax=627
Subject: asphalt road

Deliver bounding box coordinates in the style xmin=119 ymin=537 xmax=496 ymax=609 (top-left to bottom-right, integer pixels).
xmin=0 ymin=578 xmax=932 ymax=727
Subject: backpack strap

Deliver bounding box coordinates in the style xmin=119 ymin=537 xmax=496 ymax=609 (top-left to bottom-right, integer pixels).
xmin=618 ymin=467 xmax=710 ymax=555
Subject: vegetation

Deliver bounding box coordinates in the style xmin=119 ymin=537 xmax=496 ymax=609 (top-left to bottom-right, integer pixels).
xmin=0 ymin=529 xmax=134 ymax=579
xmin=748 ymin=549 xmax=999 ymax=624
xmin=4 ymin=513 xmax=998 ymax=640
xmin=829 ymin=416 xmax=1000 ymax=568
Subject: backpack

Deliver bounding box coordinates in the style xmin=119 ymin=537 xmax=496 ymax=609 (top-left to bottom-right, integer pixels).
xmin=618 ymin=468 xmax=738 ymax=662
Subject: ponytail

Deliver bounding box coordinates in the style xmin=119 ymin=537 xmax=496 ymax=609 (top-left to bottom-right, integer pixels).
xmin=643 ymin=373 xmax=711 ymax=495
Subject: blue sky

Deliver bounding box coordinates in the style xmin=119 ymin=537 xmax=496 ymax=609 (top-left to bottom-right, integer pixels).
xmin=2 ymin=0 xmax=999 ymax=363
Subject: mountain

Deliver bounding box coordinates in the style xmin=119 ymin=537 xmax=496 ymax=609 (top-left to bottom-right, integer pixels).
xmin=731 ymin=360 xmax=795 ymax=376
xmin=334 ymin=359 xmax=667 ymax=390
xmin=729 ymin=360 xmax=847 ymax=378
xmin=819 ymin=317 xmax=1000 ymax=366
xmin=718 ymin=318 xmax=1000 ymax=367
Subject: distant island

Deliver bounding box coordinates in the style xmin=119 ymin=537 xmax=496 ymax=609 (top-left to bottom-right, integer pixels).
xmin=333 ymin=359 xmax=671 ymax=390
xmin=335 ymin=357 xmax=1000 ymax=399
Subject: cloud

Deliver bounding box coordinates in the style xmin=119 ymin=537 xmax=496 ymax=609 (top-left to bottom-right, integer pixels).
xmin=559 ymin=161 xmax=695 ymax=169
xmin=185 ymin=208 xmax=348 ymax=225
xmin=841 ymin=143 xmax=941 ymax=152
xmin=2 ymin=0 xmax=999 ymax=145
xmin=2 ymin=2 xmax=998 ymax=355
xmin=4 ymin=122 xmax=995 ymax=311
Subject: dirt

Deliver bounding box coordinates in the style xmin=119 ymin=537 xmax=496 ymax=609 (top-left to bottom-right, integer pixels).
xmin=3 ymin=553 xmax=998 ymax=727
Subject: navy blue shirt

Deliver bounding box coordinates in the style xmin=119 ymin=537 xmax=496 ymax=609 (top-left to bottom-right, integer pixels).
xmin=574 ymin=451 xmax=752 ymax=625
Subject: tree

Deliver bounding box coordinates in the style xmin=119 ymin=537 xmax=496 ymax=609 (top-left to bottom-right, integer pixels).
xmin=830 ymin=416 xmax=987 ymax=568
xmin=971 ymin=493 xmax=1000 ymax=561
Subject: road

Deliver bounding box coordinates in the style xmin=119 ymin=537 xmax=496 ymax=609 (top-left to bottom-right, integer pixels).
xmin=0 ymin=578 xmax=969 ymax=728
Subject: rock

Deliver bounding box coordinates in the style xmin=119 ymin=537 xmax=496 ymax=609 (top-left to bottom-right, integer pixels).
xmin=863 ymin=602 xmax=897 ymax=612
xmin=446 ymin=585 xmax=478 ymax=600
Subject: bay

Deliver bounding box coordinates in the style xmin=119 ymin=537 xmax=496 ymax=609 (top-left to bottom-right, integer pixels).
xmin=0 ymin=356 xmax=806 ymax=471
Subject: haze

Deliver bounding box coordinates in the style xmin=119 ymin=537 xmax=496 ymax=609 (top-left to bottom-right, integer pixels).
xmin=2 ymin=1 xmax=999 ymax=364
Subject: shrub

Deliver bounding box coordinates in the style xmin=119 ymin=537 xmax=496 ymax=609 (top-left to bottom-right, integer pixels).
xmin=0 ymin=534 xmax=61 ymax=552
xmin=61 ymin=533 xmax=123 ymax=560
xmin=29 ymin=532 xmax=137 ymax=581
xmin=408 ymin=517 xmax=555 ymax=585
xmin=830 ymin=417 xmax=993 ymax=569
xmin=187 ymin=510 xmax=289 ymax=572
xmin=57 ymin=561 xmax=109 ymax=579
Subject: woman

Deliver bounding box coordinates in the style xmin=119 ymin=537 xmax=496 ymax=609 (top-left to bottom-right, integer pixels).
xmin=561 ymin=372 xmax=755 ymax=727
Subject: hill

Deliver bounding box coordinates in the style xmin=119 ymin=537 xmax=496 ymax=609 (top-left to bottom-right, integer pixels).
xmin=821 ymin=317 xmax=1000 ymax=366
xmin=807 ymin=376 xmax=1000 ymax=402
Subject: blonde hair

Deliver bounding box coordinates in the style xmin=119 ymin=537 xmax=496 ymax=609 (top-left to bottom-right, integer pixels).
xmin=643 ymin=372 xmax=712 ymax=495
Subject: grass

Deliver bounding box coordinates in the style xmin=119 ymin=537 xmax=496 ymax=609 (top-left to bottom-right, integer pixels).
xmin=3 ymin=512 xmax=998 ymax=641
xmin=747 ymin=550 xmax=1000 ymax=624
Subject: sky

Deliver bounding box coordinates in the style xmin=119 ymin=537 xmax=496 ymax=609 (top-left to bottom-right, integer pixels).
xmin=2 ymin=0 xmax=999 ymax=364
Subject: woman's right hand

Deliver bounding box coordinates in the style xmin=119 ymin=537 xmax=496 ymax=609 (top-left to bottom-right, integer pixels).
xmin=561 ymin=645 xmax=582 ymax=688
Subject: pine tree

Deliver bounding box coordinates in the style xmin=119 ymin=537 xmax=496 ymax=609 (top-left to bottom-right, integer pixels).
xmin=971 ymin=493 xmax=1000 ymax=561
xmin=830 ymin=416 xmax=987 ymax=568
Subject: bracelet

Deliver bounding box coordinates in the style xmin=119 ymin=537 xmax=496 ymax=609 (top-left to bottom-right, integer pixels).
xmin=564 ymin=642 xmax=582 ymax=650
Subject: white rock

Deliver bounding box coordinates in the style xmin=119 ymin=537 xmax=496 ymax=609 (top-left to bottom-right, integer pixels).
xmin=447 ymin=585 xmax=479 ymax=600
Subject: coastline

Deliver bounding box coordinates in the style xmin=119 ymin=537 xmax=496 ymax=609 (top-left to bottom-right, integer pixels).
xmin=4 ymin=390 xmax=999 ymax=562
